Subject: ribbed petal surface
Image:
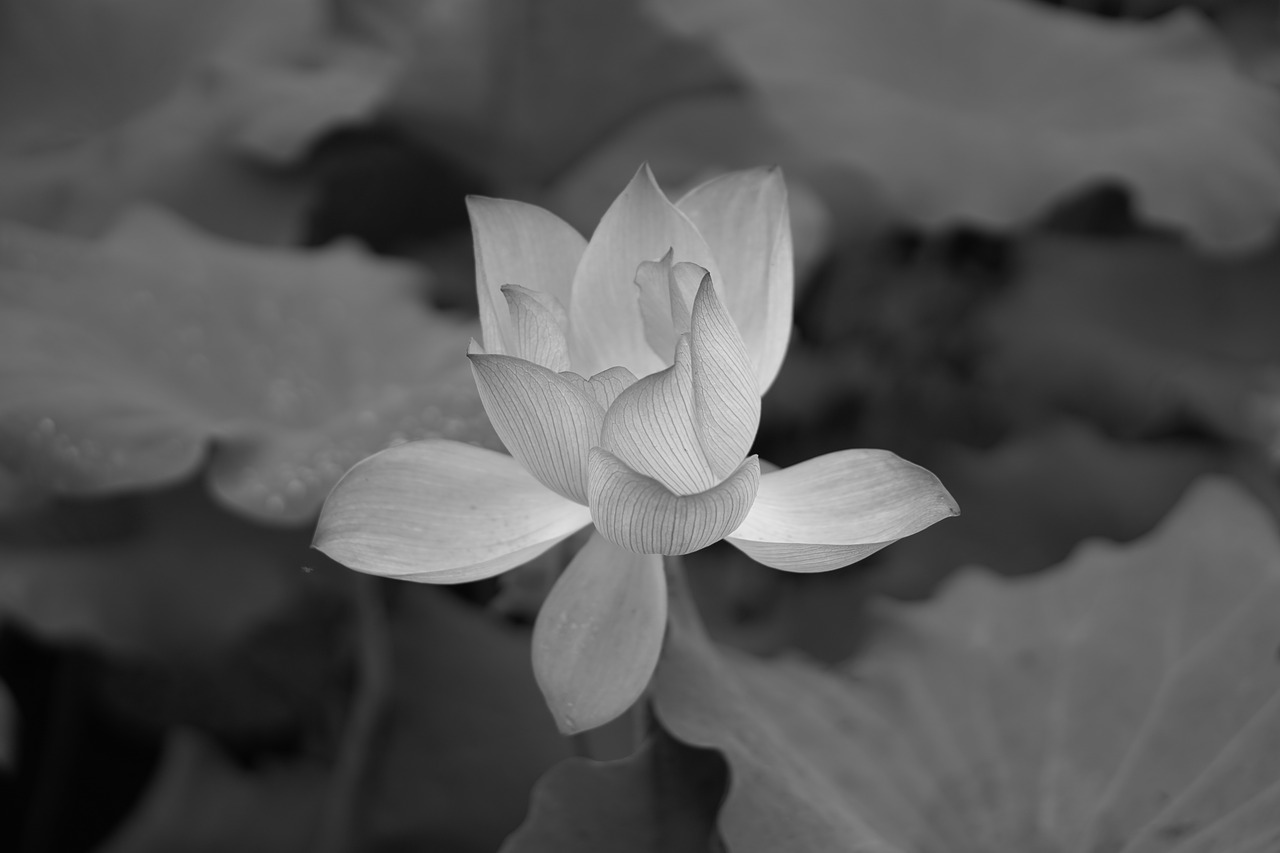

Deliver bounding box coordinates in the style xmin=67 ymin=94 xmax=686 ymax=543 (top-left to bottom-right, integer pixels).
xmin=727 ymin=449 xmax=958 ymax=572
xmin=589 ymin=448 xmax=760 ymax=556
xmin=469 ymin=353 xmax=605 ymax=503
xmin=532 ymin=531 xmax=666 ymax=734
xmin=502 ymin=284 xmax=570 ymax=372
xmin=558 ymin=365 xmax=638 ymax=410
xmin=599 ymin=336 xmax=717 ymax=495
xmin=677 ymin=167 xmax=793 ymax=392
xmin=688 ymin=274 xmax=760 ymax=479
xmin=569 ymin=164 xmax=722 ymax=378
xmin=468 ymin=197 xmax=585 ymax=355
xmin=314 ymin=440 xmax=591 ymax=583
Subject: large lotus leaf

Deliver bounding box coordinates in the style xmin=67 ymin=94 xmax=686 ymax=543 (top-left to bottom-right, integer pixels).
xmin=649 ymin=0 xmax=1280 ymax=249
xmin=502 ymin=729 xmax=726 ymax=853
xmin=100 ymin=585 xmax=571 ymax=851
xmin=0 ymin=0 xmax=261 ymax=150
xmin=0 ymin=484 xmax=316 ymax=659
xmin=0 ymin=0 xmax=390 ymax=243
xmin=0 ymin=207 xmax=494 ymax=524
xmin=655 ymin=478 xmax=1280 ymax=852
xmin=981 ymin=237 xmax=1280 ymax=455
xmin=96 ymin=732 xmax=326 ymax=853
xmin=382 ymin=0 xmax=734 ymax=188
xmin=362 ymin=584 xmax=571 ymax=850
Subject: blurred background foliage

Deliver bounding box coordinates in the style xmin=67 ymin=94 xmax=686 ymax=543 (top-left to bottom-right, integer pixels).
xmin=1 ymin=0 xmax=1279 ymax=850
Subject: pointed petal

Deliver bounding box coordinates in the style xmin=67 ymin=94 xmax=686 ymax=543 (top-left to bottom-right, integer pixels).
xmin=502 ymin=284 xmax=570 ymax=372
xmin=677 ymin=167 xmax=794 ymax=392
xmin=469 ymin=353 xmax=604 ymax=503
xmin=559 ymin=365 xmax=638 ymax=410
xmin=727 ymin=449 xmax=958 ymax=572
xmin=688 ymin=273 xmax=761 ymax=479
xmin=589 ymin=448 xmax=760 ymax=556
xmin=314 ymin=441 xmax=591 ymax=583
xmin=532 ymin=531 xmax=666 ymax=734
xmin=635 ymin=249 xmax=679 ymax=363
xmin=599 ymin=336 xmax=717 ymax=495
xmin=569 ymin=164 xmax=723 ymax=378
xmin=635 ymin=251 xmax=704 ymax=363
xmin=467 ymin=196 xmax=586 ymax=354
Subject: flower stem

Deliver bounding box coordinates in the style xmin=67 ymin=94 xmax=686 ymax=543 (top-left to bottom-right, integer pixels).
xmin=314 ymin=573 xmax=392 ymax=853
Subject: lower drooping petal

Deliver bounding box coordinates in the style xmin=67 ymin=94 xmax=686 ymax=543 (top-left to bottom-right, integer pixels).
xmin=532 ymin=531 xmax=666 ymax=734
xmin=313 ymin=440 xmax=591 ymax=583
xmin=589 ymin=448 xmax=760 ymax=555
xmin=470 ymin=352 xmax=605 ymax=503
xmin=726 ymin=449 xmax=958 ymax=572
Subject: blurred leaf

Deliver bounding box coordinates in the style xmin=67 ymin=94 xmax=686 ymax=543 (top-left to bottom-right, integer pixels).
xmin=982 ymin=236 xmax=1280 ymax=454
xmin=0 ymin=0 xmax=391 ymax=243
xmin=655 ymin=478 xmax=1280 ymax=852
xmin=0 ymin=0 xmax=259 ymax=150
xmin=650 ymin=0 xmax=1280 ymax=249
xmin=503 ymin=729 xmax=726 ymax=853
xmin=0 ymin=208 xmax=495 ymax=523
xmin=382 ymin=0 xmax=734 ymax=188
xmin=0 ymin=483 xmax=314 ymax=659
xmin=363 ymin=585 xmax=572 ymax=851
xmin=96 ymin=731 xmax=327 ymax=853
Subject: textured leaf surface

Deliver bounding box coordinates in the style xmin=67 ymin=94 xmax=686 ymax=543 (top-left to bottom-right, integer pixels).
xmin=503 ymin=730 xmax=727 ymax=853
xmin=0 ymin=208 xmax=494 ymax=523
xmin=655 ymin=478 xmax=1280 ymax=852
xmin=651 ymin=0 xmax=1280 ymax=248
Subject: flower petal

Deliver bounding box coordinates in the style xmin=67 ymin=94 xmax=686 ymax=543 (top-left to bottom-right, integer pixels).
xmin=467 ymin=196 xmax=586 ymax=355
xmin=569 ymin=163 xmax=723 ymax=378
xmin=677 ymin=167 xmax=793 ymax=392
xmin=532 ymin=531 xmax=666 ymax=734
xmin=558 ymin=365 xmax=638 ymax=410
xmin=726 ymin=449 xmax=958 ymax=572
xmin=688 ymin=273 xmax=761 ymax=479
xmin=502 ymin=284 xmax=570 ymax=372
xmin=469 ymin=353 xmax=605 ymax=503
xmin=589 ymin=448 xmax=760 ymax=555
xmin=635 ymin=250 xmax=703 ymax=363
xmin=314 ymin=440 xmax=591 ymax=583
xmin=599 ymin=336 xmax=717 ymax=495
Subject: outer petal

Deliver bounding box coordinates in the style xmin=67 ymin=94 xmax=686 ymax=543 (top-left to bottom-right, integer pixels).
xmin=470 ymin=353 xmax=604 ymax=504
xmin=502 ymin=284 xmax=570 ymax=372
xmin=467 ymin=196 xmax=586 ymax=355
xmin=599 ymin=336 xmax=717 ymax=495
xmin=726 ymin=449 xmax=959 ymax=572
xmin=589 ymin=448 xmax=760 ymax=556
xmin=314 ymin=440 xmax=591 ymax=583
xmin=677 ymin=167 xmax=793 ymax=392
xmin=688 ymin=273 xmax=761 ymax=479
xmin=569 ymin=164 xmax=723 ymax=378
xmin=532 ymin=531 xmax=666 ymax=734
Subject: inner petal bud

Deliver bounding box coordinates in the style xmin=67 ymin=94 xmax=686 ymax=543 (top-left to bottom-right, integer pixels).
xmin=635 ymin=249 xmax=705 ymax=365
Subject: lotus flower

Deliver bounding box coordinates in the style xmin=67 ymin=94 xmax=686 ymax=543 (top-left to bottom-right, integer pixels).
xmin=314 ymin=165 xmax=958 ymax=733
